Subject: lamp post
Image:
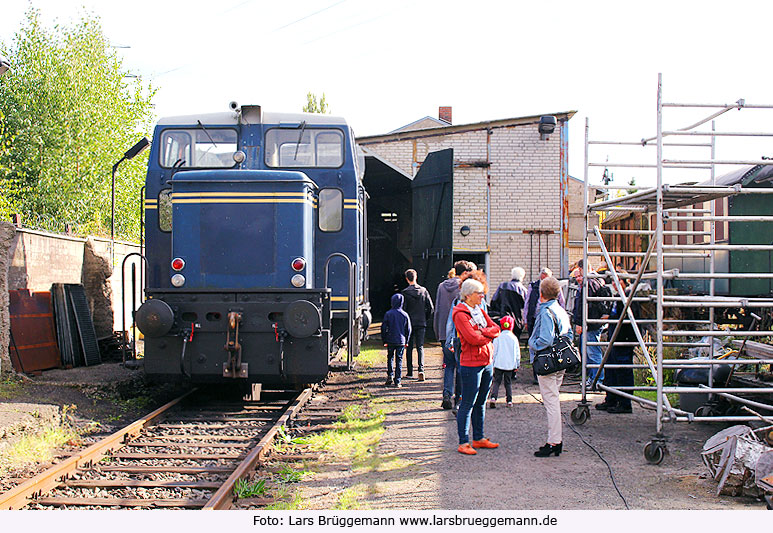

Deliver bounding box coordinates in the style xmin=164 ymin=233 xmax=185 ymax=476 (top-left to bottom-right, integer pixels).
xmin=111 ymin=137 xmax=150 ymax=245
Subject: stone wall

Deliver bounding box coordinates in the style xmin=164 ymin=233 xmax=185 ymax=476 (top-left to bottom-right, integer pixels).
xmin=0 ymin=222 xmax=14 ymax=375
xmin=360 ymin=122 xmax=567 ymax=292
xmin=4 ymin=228 xmax=141 ymax=348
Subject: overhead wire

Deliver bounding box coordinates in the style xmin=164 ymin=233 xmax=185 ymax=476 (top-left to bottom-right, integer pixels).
xmin=525 ymin=387 xmax=631 ymax=510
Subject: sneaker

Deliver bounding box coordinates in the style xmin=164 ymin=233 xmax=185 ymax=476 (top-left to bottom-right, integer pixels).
xmin=384 ymin=379 xmax=393 ymax=387
xmin=417 ymin=372 xmax=425 ymax=382
xmin=595 ymin=401 xmax=614 ymax=411
xmin=457 ymin=443 xmax=477 ymax=455
xmin=441 ymin=397 xmax=453 ymax=410
xmin=472 ymin=438 xmax=500 ymax=449
xmin=405 ymin=373 xmax=414 ymax=378
xmin=506 ymin=401 xmax=513 ymax=408
xmin=394 ymin=382 xmax=402 ymax=388
xmin=608 ymin=404 xmax=632 ymax=414
xmin=489 ymin=399 xmax=497 ymax=409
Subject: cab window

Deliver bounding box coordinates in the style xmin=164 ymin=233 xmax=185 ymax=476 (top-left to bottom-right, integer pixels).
xmin=159 ymin=128 xmax=238 ymax=168
xmin=319 ymin=188 xmax=343 ymax=232
xmin=265 ymin=128 xmax=344 ymax=168
xmin=158 ymin=189 xmax=172 ymax=232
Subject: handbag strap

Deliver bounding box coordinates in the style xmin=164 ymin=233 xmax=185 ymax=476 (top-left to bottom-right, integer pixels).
xmin=545 ymin=306 xmax=560 ymax=342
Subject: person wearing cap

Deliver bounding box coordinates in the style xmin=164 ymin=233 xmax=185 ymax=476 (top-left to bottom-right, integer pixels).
xmin=489 ymin=315 xmax=520 ymax=408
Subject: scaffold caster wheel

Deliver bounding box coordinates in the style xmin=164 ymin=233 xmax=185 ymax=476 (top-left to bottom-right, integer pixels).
xmin=764 ymin=429 xmax=773 ymax=447
xmin=570 ymin=405 xmax=590 ymax=425
xmin=644 ymin=441 xmax=666 ymax=465
xmin=695 ymin=405 xmax=714 ymax=418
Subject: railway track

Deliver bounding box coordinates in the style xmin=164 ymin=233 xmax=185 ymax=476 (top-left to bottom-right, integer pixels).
xmin=0 ymin=387 xmax=312 ymax=510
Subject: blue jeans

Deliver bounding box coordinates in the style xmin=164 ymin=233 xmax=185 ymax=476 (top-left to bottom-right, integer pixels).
xmin=456 ymin=364 xmax=493 ymax=445
xmin=442 ymin=341 xmax=462 ymax=400
xmin=584 ymin=328 xmax=604 ymax=383
xmin=406 ymin=326 xmax=426 ymax=374
xmin=386 ymin=345 xmax=404 ymax=384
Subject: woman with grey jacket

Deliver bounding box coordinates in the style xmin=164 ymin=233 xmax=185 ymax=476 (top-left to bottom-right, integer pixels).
xmin=528 ymin=276 xmax=572 ymax=457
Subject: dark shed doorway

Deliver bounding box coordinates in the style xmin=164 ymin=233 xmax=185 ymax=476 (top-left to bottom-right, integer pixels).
xmin=362 ymin=149 xmax=413 ymax=319
xmin=362 ymin=148 xmax=454 ymax=322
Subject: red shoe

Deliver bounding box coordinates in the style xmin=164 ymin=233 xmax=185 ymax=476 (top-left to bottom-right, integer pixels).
xmin=472 ymin=438 xmax=499 ymax=449
xmin=457 ymin=443 xmax=477 ymax=455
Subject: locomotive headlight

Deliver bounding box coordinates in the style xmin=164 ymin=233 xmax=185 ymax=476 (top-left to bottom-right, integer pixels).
xmin=291 ymin=257 xmax=306 ymax=271
xmin=171 ymin=274 xmax=186 ymax=287
xmin=171 ymin=257 xmax=185 ymax=271
xmin=291 ymin=274 xmax=305 ymax=288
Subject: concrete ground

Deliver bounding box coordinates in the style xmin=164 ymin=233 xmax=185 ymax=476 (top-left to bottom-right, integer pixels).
xmin=350 ymin=344 xmax=765 ymax=510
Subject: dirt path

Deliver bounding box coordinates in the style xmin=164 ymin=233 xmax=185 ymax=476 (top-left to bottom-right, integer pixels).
xmin=348 ymin=344 xmax=762 ymax=510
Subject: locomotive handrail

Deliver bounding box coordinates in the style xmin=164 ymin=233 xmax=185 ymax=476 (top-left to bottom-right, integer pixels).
xmin=121 ymin=252 xmax=148 ymax=366
xmin=324 ymin=253 xmax=356 ymax=369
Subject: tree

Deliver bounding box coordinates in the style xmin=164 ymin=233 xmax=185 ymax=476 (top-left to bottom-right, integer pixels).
xmin=0 ymin=8 xmax=156 ymax=240
xmin=302 ymin=92 xmax=329 ymax=114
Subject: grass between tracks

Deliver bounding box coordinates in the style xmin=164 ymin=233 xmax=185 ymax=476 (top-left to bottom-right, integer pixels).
xmin=246 ymin=362 xmax=402 ymax=510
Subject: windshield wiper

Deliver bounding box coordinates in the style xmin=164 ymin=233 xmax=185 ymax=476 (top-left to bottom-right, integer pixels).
xmin=197 ymin=120 xmax=217 ymax=147
xmin=294 ymin=120 xmax=307 ymax=160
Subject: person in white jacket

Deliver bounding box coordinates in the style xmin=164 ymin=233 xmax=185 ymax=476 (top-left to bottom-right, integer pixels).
xmin=489 ymin=315 xmax=520 ymax=408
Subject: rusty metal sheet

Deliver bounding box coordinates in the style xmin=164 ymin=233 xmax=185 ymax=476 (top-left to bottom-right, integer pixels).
xmin=9 ymin=289 xmax=61 ymax=372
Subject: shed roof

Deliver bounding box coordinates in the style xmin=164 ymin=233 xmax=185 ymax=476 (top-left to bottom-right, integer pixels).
xmin=357 ymin=111 xmax=577 ymax=143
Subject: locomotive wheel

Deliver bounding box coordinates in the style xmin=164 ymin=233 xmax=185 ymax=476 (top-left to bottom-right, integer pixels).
xmin=570 ymin=406 xmax=589 ymax=425
xmin=644 ymin=441 xmax=666 ymax=465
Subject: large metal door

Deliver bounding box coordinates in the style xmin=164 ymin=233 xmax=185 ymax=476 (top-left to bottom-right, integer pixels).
xmin=411 ymin=149 xmax=453 ymax=305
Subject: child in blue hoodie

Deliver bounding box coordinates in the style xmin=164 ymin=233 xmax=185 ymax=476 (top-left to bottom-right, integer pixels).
xmin=381 ymin=293 xmax=412 ymax=388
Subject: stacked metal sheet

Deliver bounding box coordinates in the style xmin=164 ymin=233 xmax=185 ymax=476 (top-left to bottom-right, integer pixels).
xmin=51 ymin=283 xmax=102 ymax=367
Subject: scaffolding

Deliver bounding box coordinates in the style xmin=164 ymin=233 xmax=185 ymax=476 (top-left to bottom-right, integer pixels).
xmin=575 ymin=74 xmax=773 ymax=464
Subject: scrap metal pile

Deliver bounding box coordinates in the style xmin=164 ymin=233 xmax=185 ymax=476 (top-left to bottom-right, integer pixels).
xmin=701 ymin=424 xmax=773 ymax=508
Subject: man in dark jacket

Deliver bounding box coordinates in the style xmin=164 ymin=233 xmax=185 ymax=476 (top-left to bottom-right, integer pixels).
xmin=401 ymin=269 xmax=434 ymax=381
xmin=381 ymin=293 xmax=411 ymax=388
xmin=490 ymin=266 xmax=527 ymax=336
xmin=572 ymin=260 xmax=610 ymax=386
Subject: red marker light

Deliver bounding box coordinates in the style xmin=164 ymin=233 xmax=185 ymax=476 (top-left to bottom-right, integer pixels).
xmin=291 ymin=257 xmax=306 ymax=271
xmin=171 ymin=258 xmax=185 ymax=271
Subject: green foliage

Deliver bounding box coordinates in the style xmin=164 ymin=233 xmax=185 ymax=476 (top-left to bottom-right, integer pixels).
xmin=276 ymin=465 xmax=306 ymax=483
xmin=0 ymin=8 xmax=155 ymax=239
xmin=302 ymin=92 xmax=329 ymax=114
xmin=233 ymin=477 xmax=267 ymax=498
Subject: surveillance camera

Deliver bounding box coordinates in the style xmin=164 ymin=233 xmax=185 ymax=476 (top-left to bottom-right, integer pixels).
xmin=229 ymin=101 xmax=240 ymax=112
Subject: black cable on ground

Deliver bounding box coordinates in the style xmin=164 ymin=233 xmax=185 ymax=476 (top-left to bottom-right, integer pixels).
xmin=526 ymin=388 xmax=631 ymax=510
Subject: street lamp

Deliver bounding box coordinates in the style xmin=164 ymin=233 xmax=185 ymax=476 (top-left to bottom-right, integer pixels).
xmin=112 ymin=137 xmax=150 ymax=243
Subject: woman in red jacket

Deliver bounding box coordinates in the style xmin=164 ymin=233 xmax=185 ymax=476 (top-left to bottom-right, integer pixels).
xmin=452 ymin=278 xmax=501 ymax=455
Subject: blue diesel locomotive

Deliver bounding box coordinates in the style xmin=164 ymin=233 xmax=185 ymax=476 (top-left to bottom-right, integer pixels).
xmin=135 ymin=104 xmax=370 ymax=387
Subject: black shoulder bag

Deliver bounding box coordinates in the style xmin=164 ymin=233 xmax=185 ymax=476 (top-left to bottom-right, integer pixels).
xmin=533 ymin=308 xmax=580 ymax=376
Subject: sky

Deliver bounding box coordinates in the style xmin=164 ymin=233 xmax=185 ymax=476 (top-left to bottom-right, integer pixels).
xmin=3 ymin=0 xmax=773 ymax=187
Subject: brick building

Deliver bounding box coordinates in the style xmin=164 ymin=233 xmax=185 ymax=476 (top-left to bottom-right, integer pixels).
xmin=358 ymin=108 xmax=576 ymax=316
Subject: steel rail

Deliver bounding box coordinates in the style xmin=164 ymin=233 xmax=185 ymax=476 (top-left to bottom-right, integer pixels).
xmin=0 ymin=389 xmax=197 ymax=510
xmin=203 ymin=387 xmax=313 ymax=510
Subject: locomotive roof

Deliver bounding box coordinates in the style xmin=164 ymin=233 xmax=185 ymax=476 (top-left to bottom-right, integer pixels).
xmin=156 ymin=110 xmax=348 ymax=126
